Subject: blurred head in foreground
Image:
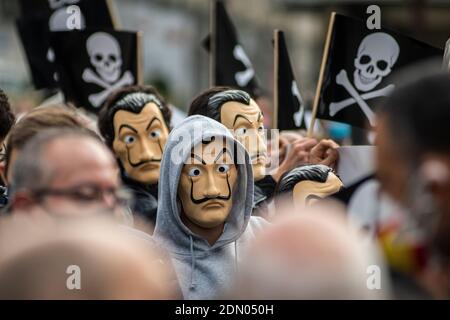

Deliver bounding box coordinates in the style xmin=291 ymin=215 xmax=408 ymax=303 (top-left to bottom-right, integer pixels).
xmin=9 ymin=128 xmax=126 ymax=218
xmin=230 ymin=204 xmax=389 ymax=299
xmin=376 ymin=71 xmax=450 ymax=260
xmin=0 ymin=216 xmax=175 ymax=299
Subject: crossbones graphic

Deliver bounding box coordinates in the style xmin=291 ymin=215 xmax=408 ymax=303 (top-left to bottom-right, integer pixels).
xmin=329 ymin=70 xmax=394 ymax=126
xmin=233 ymin=45 xmax=255 ymax=87
xmin=291 ymin=80 xmax=305 ymax=128
xmin=82 ymin=68 xmax=134 ymax=108
xmin=329 ymin=33 xmax=400 ymax=126
xmin=82 ymin=32 xmax=135 ymax=108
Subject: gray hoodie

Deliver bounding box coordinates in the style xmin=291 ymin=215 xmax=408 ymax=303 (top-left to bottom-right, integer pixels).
xmin=153 ymin=115 xmax=267 ymax=300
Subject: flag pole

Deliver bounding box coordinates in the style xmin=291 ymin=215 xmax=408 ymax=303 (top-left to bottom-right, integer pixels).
xmin=105 ymin=0 xmax=120 ymax=29
xmin=137 ymin=31 xmax=144 ymax=85
xmin=443 ymin=38 xmax=450 ymax=70
xmin=308 ymin=12 xmax=336 ymax=138
xmin=273 ymin=29 xmax=280 ymax=130
xmin=209 ymin=0 xmax=217 ymax=88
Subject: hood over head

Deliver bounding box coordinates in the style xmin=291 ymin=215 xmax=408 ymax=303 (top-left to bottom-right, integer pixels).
xmin=154 ymin=115 xmax=254 ymax=254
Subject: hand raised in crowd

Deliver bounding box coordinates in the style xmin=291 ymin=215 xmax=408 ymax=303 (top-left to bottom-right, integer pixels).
xmin=271 ymin=137 xmax=318 ymax=182
xmin=309 ymin=139 xmax=340 ymax=169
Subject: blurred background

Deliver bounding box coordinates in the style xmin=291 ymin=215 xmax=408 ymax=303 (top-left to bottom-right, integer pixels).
xmin=0 ymin=0 xmax=449 ymax=114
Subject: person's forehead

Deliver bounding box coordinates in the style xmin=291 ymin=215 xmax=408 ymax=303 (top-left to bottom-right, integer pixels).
xmin=113 ymin=103 xmax=164 ymax=131
xmin=221 ymin=100 xmax=262 ymax=119
xmin=45 ymin=138 xmax=117 ymax=181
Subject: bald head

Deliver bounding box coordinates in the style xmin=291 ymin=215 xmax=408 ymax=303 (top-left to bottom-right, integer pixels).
xmin=231 ymin=204 xmax=389 ymax=299
xmin=42 ymin=135 xmax=118 ymax=189
xmin=10 ymin=129 xmax=122 ymax=216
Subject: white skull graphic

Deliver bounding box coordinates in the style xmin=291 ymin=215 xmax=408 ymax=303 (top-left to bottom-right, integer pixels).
xmin=353 ymin=32 xmax=400 ymax=92
xmin=86 ymin=32 xmax=122 ymax=84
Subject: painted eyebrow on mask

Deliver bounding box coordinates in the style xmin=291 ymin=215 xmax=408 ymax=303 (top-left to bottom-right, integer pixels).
xmin=257 ymin=112 xmax=263 ymax=122
xmin=146 ymin=117 xmax=161 ymax=130
xmin=233 ymin=114 xmax=252 ymax=126
xmin=214 ymin=147 xmax=232 ymax=163
xmin=233 ymin=112 xmax=264 ymax=126
xmin=119 ymin=124 xmax=138 ymax=134
xmin=190 ymin=153 xmax=206 ymax=165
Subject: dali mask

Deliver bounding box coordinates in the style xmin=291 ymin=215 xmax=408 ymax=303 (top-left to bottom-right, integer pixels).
xmin=220 ymin=99 xmax=267 ymax=182
xmin=112 ymin=102 xmax=169 ymax=185
xmin=178 ymin=137 xmax=238 ymax=229
xmin=277 ymin=165 xmax=344 ymax=209
xmin=292 ymin=171 xmax=343 ymax=208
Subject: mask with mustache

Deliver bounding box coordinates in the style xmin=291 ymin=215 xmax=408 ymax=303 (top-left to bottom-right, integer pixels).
xmin=112 ymin=103 xmax=169 ymax=184
xmin=178 ymin=139 xmax=238 ymax=229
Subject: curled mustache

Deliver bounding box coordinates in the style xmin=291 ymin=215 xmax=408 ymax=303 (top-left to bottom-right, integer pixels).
xmin=127 ymin=140 xmax=164 ymax=168
xmin=189 ymin=175 xmax=232 ymax=204
xmin=129 ymin=158 xmax=161 ymax=168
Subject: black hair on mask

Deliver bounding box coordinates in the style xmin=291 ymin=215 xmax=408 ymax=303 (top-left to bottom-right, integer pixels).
xmin=98 ymin=85 xmax=171 ymax=149
xmin=275 ymin=164 xmax=333 ymax=196
xmin=188 ymin=87 xmax=251 ymax=122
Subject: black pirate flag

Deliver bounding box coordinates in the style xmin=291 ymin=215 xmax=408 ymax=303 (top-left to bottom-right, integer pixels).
xmin=16 ymin=0 xmax=115 ymax=90
xmin=50 ymin=29 xmax=140 ymax=113
xmin=274 ymin=30 xmax=306 ymax=131
xmin=207 ymin=0 xmax=260 ymax=97
xmin=314 ymin=13 xmax=442 ymax=129
xmin=18 ymin=0 xmax=115 ymax=24
xmin=443 ymin=38 xmax=450 ymax=70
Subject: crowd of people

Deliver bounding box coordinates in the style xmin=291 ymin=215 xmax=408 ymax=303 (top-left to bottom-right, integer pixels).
xmin=0 ymin=67 xmax=450 ymax=300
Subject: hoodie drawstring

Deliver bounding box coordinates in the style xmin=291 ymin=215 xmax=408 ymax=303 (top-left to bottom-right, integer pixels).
xmin=189 ymin=235 xmax=196 ymax=289
xmin=234 ymin=241 xmax=238 ymax=273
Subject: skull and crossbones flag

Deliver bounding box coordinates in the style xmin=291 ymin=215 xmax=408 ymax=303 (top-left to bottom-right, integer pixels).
xmin=313 ymin=13 xmax=443 ymax=129
xmin=273 ymin=30 xmax=307 ymax=131
xmin=16 ymin=0 xmax=116 ymax=90
xmin=50 ymin=29 xmax=141 ymax=113
xmin=443 ymin=38 xmax=450 ymax=70
xmin=204 ymin=0 xmax=260 ymax=97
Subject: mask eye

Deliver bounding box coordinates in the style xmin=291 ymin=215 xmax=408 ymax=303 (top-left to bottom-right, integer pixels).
xmin=188 ymin=167 xmax=202 ymax=177
xmin=149 ymin=129 xmax=161 ymax=139
xmin=123 ymin=135 xmax=136 ymax=145
xmin=235 ymin=127 xmax=248 ymax=136
xmin=217 ymin=164 xmax=230 ymax=174
xmin=258 ymin=125 xmax=264 ymax=132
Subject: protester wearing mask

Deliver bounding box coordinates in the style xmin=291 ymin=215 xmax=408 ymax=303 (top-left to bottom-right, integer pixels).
xmin=153 ymin=115 xmax=267 ymax=299
xmin=188 ymin=87 xmax=339 ymax=217
xmin=98 ymin=85 xmax=172 ymax=226
xmin=274 ymin=164 xmax=344 ymax=211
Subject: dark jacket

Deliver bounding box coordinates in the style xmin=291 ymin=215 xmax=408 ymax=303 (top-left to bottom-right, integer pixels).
xmin=0 ymin=186 xmax=8 ymax=213
xmin=253 ymin=175 xmax=277 ymax=218
xmin=122 ymin=175 xmax=159 ymax=226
